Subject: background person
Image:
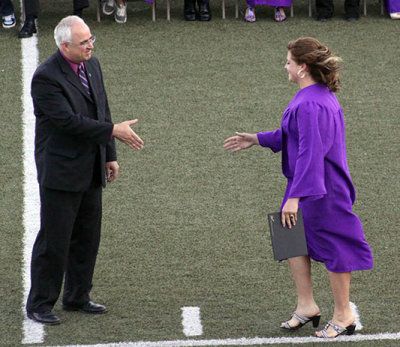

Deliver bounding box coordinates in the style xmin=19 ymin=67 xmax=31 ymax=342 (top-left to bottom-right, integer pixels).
xmin=385 ymin=0 xmax=400 ymax=19
xmin=224 ymin=37 xmax=373 ymax=339
xmin=244 ymin=0 xmax=292 ymax=23
xmin=19 ymin=0 xmax=90 ymax=38
xmin=102 ymin=0 xmax=129 ymax=23
xmin=0 ymin=0 xmax=16 ymax=28
xmin=184 ymin=0 xmax=211 ymax=21
xmin=316 ymin=0 xmax=360 ymax=21
xmin=26 ymin=15 xmax=144 ymax=325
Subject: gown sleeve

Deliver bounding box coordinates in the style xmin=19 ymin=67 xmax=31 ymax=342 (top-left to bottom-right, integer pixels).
xmin=257 ymin=129 xmax=282 ymax=153
xmin=288 ymin=101 xmax=327 ymax=201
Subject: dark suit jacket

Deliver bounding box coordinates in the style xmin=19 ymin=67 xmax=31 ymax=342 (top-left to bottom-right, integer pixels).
xmin=32 ymin=50 xmax=116 ymax=192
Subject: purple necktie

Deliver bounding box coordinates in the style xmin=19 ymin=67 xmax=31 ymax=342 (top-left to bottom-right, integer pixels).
xmin=78 ymin=65 xmax=91 ymax=96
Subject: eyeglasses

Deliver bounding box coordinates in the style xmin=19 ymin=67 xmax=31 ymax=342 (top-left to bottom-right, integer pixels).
xmin=69 ymin=35 xmax=96 ymax=48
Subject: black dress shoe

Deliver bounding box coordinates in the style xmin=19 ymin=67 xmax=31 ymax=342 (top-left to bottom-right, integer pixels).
xmin=18 ymin=19 xmax=36 ymax=38
xmin=184 ymin=0 xmax=197 ymax=21
xmin=346 ymin=16 xmax=359 ymax=22
xmin=27 ymin=311 xmax=61 ymax=325
xmin=63 ymin=301 xmax=107 ymax=314
xmin=198 ymin=0 xmax=211 ymax=21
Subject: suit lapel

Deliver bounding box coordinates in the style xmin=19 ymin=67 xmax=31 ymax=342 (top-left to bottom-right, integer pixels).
xmin=56 ymin=52 xmax=94 ymax=103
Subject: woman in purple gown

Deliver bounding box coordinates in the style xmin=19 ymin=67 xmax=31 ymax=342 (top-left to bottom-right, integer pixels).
xmin=224 ymin=37 xmax=373 ymax=338
xmin=385 ymin=0 xmax=400 ymax=19
xmin=244 ymin=0 xmax=292 ymax=22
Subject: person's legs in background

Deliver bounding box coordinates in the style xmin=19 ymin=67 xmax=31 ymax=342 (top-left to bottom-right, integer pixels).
xmin=244 ymin=0 xmax=257 ymax=23
xmin=0 ymin=0 xmax=16 ymax=29
xmin=197 ymin=0 xmax=211 ymax=21
xmin=73 ymin=0 xmax=89 ymax=17
xmin=344 ymin=0 xmax=359 ymax=21
xmin=102 ymin=0 xmax=127 ymax=23
xmin=316 ymin=0 xmax=333 ymax=21
xmin=19 ymin=0 xmax=39 ymax=38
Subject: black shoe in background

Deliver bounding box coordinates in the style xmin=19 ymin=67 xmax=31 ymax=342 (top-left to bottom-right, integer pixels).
xmin=18 ymin=18 xmax=36 ymax=38
xmin=198 ymin=0 xmax=211 ymax=21
xmin=316 ymin=16 xmax=330 ymax=22
xmin=184 ymin=0 xmax=197 ymax=21
xmin=346 ymin=15 xmax=359 ymax=21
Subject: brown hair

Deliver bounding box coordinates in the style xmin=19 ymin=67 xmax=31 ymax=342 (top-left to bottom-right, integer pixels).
xmin=287 ymin=37 xmax=342 ymax=92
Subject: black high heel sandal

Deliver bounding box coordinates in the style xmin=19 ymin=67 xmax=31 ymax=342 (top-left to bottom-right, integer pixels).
xmin=281 ymin=312 xmax=321 ymax=330
xmin=316 ymin=320 xmax=356 ymax=338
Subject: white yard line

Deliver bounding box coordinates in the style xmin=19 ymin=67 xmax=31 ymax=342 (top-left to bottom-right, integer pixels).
xmin=181 ymin=307 xmax=203 ymax=337
xmin=44 ymin=332 xmax=400 ymax=347
xmin=21 ymin=30 xmax=45 ymax=344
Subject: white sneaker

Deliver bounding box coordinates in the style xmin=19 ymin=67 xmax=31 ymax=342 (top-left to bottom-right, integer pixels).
xmin=103 ymin=0 xmax=116 ymax=15
xmin=2 ymin=14 xmax=16 ymax=28
xmin=115 ymin=2 xmax=127 ymax=23
xmin=390 ymin=12 xmax=400 ymax=19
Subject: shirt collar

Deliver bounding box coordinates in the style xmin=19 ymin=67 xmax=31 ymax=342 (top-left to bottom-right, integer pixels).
xmin=59 ymin=49 xmax=85 ymax=75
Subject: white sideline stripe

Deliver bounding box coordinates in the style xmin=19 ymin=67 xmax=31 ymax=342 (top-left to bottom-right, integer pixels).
xmin=44 ymin=332 xmax=400 ymax=347
xmin=350 ymin=301 xmax=363 ymax=331
xmin=181 ymin=307 xmax=203 ymax=337
xmin=21 ymin=30 xmax=45 ymax=344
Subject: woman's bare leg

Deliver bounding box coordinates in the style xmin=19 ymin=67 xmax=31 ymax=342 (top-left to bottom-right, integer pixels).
xmin=281 ymin=256 xmax=320 ymax=328
xmin=315 ymin=271 xmax=355 ymax=337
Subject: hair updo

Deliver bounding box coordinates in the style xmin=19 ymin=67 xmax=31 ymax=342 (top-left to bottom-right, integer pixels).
xmin=287 ymin=37 xmax=342 ymax=93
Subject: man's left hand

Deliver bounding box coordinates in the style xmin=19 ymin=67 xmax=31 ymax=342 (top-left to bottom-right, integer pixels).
xmin=106 ymin=161 xmax=119 ymax=183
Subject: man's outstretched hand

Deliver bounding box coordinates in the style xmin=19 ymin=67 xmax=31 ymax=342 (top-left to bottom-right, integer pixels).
xmin=112 ymin=119 xmax=144 ymax=150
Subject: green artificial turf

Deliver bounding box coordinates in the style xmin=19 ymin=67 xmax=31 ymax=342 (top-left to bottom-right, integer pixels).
xmin=0 ymin=0 xmax=398 ymax=346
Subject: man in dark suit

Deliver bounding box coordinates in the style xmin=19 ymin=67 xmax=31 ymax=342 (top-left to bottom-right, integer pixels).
xmin=26 ymin=15 xmax=144 ymax=325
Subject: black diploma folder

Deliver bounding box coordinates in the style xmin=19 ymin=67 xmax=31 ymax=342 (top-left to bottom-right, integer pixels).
xmin=267 ymin=209 xmax=308 ymax=261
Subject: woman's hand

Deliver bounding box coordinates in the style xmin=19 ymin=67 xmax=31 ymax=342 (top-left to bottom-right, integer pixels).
xmin=223 ymin=132 xmax=259 ymax=153
xmin=281 ymin=198 xmax=300 ymax=228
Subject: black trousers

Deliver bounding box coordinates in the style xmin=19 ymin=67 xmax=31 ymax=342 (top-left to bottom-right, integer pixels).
xmin=23 ymin=0 xmax=89 ymax=18
xmin=316 ymin=0 xmax=360 ymax=18
xmin=26 ymin=184 xmax=102 ymax=314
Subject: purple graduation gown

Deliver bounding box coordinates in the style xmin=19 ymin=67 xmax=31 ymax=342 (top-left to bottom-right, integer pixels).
xmin=247 ymin=0 xmax=292 ymax=7
xmin=257 ymin=84 xmax=373 ymax=272
xmin=385 ymin=0 xmax=400 ymax=13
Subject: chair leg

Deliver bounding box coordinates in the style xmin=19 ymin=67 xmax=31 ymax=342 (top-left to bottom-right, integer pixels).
xmin=363 ymin=0 xmax=367 ymax=16
xmin=152 ymin=0 xmax=156 ymax=21
xmin=235 ymin=0 xmax=239 ymax=19
xmin=381 ymin=0 xmax=384 ymax=15
xmin=21 ymin=0 xmax=26 ymax=22
xmin=308 ymin=0 xmax=312 ymax=17
xmin=97 ymin=0 xmax=101 ymax=22
xmin=222 ymin=0 xmax=226 ymax=19
xmin=167 ymin=0 xmax=171 ymax=21
xmin=290 ymin=3 xmax=293 ymax=17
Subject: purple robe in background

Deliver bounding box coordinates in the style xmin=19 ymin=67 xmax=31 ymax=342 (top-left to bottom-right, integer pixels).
xmin=385 ymin=0 xmax=400 ymax=13
xmin=246 ymin=0 xmax=292 ymax=7
xmin=257 ymin=84 xmax=373 ymax=273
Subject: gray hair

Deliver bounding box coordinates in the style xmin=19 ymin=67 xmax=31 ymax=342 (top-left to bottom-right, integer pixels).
xmin=54 ymin=15 xmax=87 ymax=49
